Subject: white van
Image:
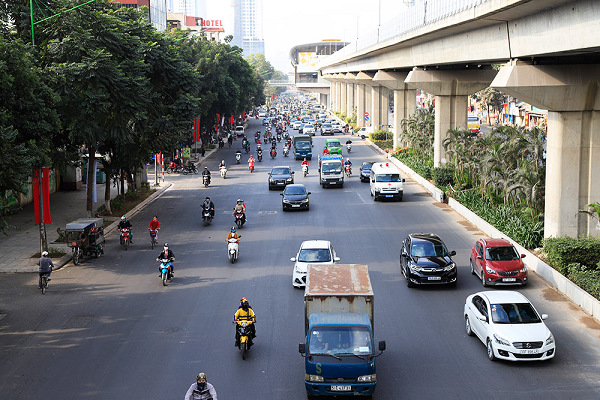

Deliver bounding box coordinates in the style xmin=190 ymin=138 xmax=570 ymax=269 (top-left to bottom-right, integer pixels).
xmin=369 ymin=162 xmax=405 ymax=201
xmin=357 ymin=126 xmax=374 ymax=138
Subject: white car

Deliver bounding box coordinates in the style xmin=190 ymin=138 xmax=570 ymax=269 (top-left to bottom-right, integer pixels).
xmin=291 ymin=240 xmax=340 ymax=288
xmin=235 ymin=125 xmax=245 ymax=137
xmin=303 ymin=124 xmax=315 ymax=135
xmin=464 ymin=291 xmax=555 ymax=361
xmin=292 ymin=121 xmax=302 ymax=130
xmin=331 ymin=123 xmax=342 ymax=133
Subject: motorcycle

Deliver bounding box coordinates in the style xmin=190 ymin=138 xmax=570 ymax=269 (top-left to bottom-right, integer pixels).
xmin=149 ymin=229 xmax=158 ymax=249
xmin=165 ymin=162 xmax=182 ymax=174
xmin=157 ymin=257 xmax=173 ymax=286
xmin=345 ymin=165 xmax=352 ymax=178
xmin=277 ymin=133 xmax=282 ymax=142
xmin=120 ymin=228 xmax=131 ymax=250
xmin=220 ymin=166 xmax=227 ymax=179
xmin=302 ymin=164 xmax=308 ymax=177
xmin=234 ymin=210 xmax=245 ymax=228
xmin=218 ymin=139 xmax=224 ymax=149
xmin=248 ymin=163 xmax=254 ymax=173
xmin=283 ymin=146 xmax=289 ymax=157
xmin=228 ymin=237 xmax=240 ymax=263
xmin=255 ymin=133 xmax=260 ymax=143
xmin=202 ymin=174 xmax=210 ymax=187
xmin=244 ymin=142 xmax=250 ymax=153
xmin=182 ymin=164 xmax=199 ymax=175
xmin=235 ymin=153 xmax=241 ymax=164
xmin=270 ymin=148 xmax=277 ymax=159
xmin=346 ymin=143 xmax=352 ymax=153
xmin=202 ymin=209 xmax=213 ymax=226
xmin=257 ymin=151 xmax=263 ymax=162
xmin=235 ymin=319 xmax=254 ymax=359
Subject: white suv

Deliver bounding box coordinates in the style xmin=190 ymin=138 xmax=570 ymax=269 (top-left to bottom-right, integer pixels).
xmin=291 ymin=240 xmax=340 ymax=288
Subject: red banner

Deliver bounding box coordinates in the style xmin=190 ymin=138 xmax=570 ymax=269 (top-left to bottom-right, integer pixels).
xmin=33 ymin=169 xmax=51 ymax=225
xmin=193 ymin=118 xmax=201 ymax=142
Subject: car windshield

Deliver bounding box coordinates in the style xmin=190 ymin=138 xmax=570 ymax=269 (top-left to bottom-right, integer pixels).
xmin=322 ymin=162 xmax=342 ymax=173
xmin=323 ymin=124 xmax=331 ymax=127
xmin=298 ymin=248 xmax=331 ymax=262
xmin=305 ymin=125 xmax=313 ymax=129
xmin=486 ymin=246 xmax=520 ymax=261
xmin=375 ymin=174 xmax=400 ymax=182
xmin=309 ymin=327 xmax=372 ymax=356
xmin=412 ymin=241 xmax=449 ymax=257
xmin=285 ymin=187 xmax=306 ymax=195
xmin=326 ymin=142 xmax=340 ymax=148
xmin=296 ymin=142 xmax=310 ymax=150
xmin=490 ymin=303 xmax=542 ymax=324
xmin=272 ymin=168 xmax=290 ymax=175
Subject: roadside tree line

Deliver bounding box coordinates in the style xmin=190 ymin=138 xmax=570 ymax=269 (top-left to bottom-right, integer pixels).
xmin=0 ymin=0 xmax=265 ymax=220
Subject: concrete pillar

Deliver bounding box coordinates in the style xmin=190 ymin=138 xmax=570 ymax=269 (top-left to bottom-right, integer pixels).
xmin=406 ymin=68 xmax=496 ymax=167
xmin=373 ymin=70 xmax=418 ymax=148
xmin=346 ymin=83 xmax=355 ymax=121
xmin=492 ymin=63 xmax=600 ymax=238
xmin=380 ymin=87 xmax=389 ymax=128
xmin=371 ymin=85 xmax=381 ymax=131
xmin=340 ymin=82 xmax=347 ymax=116
xmin=356 ymin=84 xmax=366 ymax=128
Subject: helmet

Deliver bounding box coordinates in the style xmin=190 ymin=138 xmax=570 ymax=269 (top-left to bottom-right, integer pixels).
xmin=346 ymin=158 xmax=350 ymax=161
xmin=237 ymin=199 xmax=242 ymax=203
xmin=231 ymin=226 xmax=236 ymax=233
xmin=204 ymin=166 xmax=208 ymax=169
xmin=41 ymin=251 xmax=49 ymax=257
xmin=163 ymin=243 xmax=169 ymax=248
xmin=241 ymin=298 xmax=249 ymax=309
xmin=121 ymin=216 xmax=126 ymax=220
xmin=221 ymin=160 xmax=224 ymax=164
xmin=196 ymin=372 xmax=207 ymax=381
xmin=205 ymin=197 xmax=210 ymax=201
xmin=240 ymin=297 xmax=248 ymax=303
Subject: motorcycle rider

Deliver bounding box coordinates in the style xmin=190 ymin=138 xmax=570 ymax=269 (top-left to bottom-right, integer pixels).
xmin=248 ymin=155 xmax=255 ymax=172
xmin=38 ymin=251 xmax=54 ymax=289
xmin=322 ymin=147 xmax=330 ymax=155
xmin=156 ymin=243 xmax=175 ymax=277
xmin=201 ymin=167 xmax=211 ymax=185
xmin=345 ymin=139 xmax=353 ymax=146
xmin=202 ymin=197 xmax=215 ymax=220
xmin=233 ymin=199 xmax=246 ymax=225
xmin=184 ymin=372 xmax=217 ymax=400
xmin=233 ymin=297 xmax=256 ymax=347
xmin=118 ymin=215 xmax=133 ymax=244
xmin=344 ymin=158 xmax=353 ymax=167
xmin=235 ymin=148 xmax=242 ymax=159
xmin=301 ymin=157 xmax=309 ymax=172
xmin=218 ymin=160 xmax=226 ymax=169
xmin=148 ymin=215 xmax=161 ymax=241
xmin=226 ymin=226 xmax=240 ymax=243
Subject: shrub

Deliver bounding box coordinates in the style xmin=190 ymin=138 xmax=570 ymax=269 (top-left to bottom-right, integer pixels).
xmin=369 ymin=130 xmax=390 ymax=141
xmin=110 ymin=196 xmax=122 ymax=211
xmin=432 ymin=166 xmax=455 ymax=187
xmin=125 ymin=190 xmax=140 ymax=201
xmin=543 ymin=237 xmax=600 ymax=274
xmin=393 ymin=149 xmax=433 ymax=180
xmin=567 ymin=263 xmax=600 ymax=300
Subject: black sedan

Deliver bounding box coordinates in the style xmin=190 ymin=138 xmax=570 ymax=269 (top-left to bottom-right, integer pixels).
xmin=400 ymin=233 xmax=457 ymax=287
xmin=268 ymin=166 xmax=294 ymax=190
xmin=360 ymin=161 xmax=375 ymax=182
xmin=281 ymin=184 xmax=310 ymax=211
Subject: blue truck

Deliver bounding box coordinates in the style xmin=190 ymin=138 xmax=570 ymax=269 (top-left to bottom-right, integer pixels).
xmin=299 ymin=264 xmax=385 ymax=397
xmin=293 ymin=135 xmax=313 ymax=160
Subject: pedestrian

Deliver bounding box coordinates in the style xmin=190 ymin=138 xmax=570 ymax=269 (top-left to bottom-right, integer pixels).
xmin=38 ymin=251 xmax=54 ymax=289
xmin=184 ymin=372 xmax=217 ymax=400
xmin=200 ymin=145 xmax=205 ymax=157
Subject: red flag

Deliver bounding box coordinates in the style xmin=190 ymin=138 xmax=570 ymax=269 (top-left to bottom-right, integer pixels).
xmin=42 ymin=168 xmax=51 ymax=224
xmin=33 ymin=170 xmax=40 ymax=225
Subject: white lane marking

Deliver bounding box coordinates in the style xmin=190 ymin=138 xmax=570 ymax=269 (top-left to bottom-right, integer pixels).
xmin=356 ymin=192 xmax=368 ymax=204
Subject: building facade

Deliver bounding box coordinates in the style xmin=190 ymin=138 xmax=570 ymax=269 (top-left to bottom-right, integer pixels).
xmin=112 ymin=0 xmax=168 ymax=31
xmin=232 ymin=0 xmax=264 ymax=56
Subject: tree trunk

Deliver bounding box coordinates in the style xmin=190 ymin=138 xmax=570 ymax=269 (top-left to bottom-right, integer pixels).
xmin=86 ymin=145 xmax=96 ymax=217
xmin=104 ymin=166 xmax=112 ymax=215
xmin=120 ymin=169 xmax=125 ymax=201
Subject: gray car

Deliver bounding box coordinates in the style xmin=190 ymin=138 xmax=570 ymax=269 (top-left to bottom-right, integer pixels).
xmin=268 ymin=166 xmax=294 ymax=190
xmin=321 ymin=123 xmax=332 ymax=135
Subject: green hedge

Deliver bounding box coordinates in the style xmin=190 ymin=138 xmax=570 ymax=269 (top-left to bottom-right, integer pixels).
xmin=432 ymin=166 xmax=454 ymax=187
xmin=567 ymin=263 xmax=600 ymax=300
xmin=543 ymin=237 xmax=600 ymax=274
xmin=369 ymin=130 xmax=391 ymax=141
xmin=393 ymin=150 xmax=433 ymax=180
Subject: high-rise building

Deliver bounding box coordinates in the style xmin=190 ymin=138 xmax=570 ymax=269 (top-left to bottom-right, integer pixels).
xmin=112 ymin=0 xmax=168 ymax=31
xmin=232 ymin=0 xmax=264 ymax=56
xmin=167 ymin=0 xmax=206 ymax=18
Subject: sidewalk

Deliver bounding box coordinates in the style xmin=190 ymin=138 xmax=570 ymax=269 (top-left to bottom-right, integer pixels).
xmin=0 ymin=147 xmax=217 ymax=274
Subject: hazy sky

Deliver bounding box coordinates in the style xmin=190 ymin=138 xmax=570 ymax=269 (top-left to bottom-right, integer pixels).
xmin=206 ymin=0 xmax=410 ymax=73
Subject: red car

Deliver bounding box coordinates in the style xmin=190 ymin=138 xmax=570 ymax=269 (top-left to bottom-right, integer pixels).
xmin=470 ymin=238 xmax=528 ymax=286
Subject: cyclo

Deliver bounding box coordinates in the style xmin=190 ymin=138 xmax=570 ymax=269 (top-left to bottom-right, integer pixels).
xmin=65 ymin=218 xmax=105 ymax=265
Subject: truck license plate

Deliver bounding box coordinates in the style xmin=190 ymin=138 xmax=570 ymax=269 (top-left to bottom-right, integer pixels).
xmin=428 ymin=276 xmax=441 ymax=281
xmin=331 ymin=385 xmax=351 ymax=391
xmin=504 ymin=278 xmax=516 ymax=282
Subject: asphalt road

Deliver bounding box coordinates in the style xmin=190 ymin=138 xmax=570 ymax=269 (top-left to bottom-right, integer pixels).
xmin=1 ymin=118 xmax=599 ymax=399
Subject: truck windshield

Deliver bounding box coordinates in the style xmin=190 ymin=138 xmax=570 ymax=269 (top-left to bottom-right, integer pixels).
xmin=375 ymin=173 xmax=400 ymax=182
xmin=309 ymin=327 xmax=372 ymax=356
xmin=322 ymin=162 xmax=342 ymax=173
xmin=296 ymin=142 xmax=310 ymax=150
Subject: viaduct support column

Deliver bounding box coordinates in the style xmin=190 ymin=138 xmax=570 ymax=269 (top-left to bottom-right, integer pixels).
xmin=373 ymin=70 xmax=417 ymax=149
xmin=371 ymin=85 xmax=381 ymax=131
xmin=340 ymin=81 xmax=347 ymax=116
xmin=406 ymin=68 xmax=495 ymax=167
xmin=380 ymin=87 xmax=389 ymax=128
xmin=345 ymin=73 xmax=356 ymax=122
xmin=492 ymin=63 xmax=600 ymax=238
xmin=355 ymin=72 xmax=376 ymax=128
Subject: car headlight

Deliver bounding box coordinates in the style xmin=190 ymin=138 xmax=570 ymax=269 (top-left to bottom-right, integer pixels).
xmin=357 ymin=374 xmax=376 ymax=382
xmin=520 ymin=266 xmax=527 ymax=273
xmin=282 ymin=199 xmax=291 ymax=204
xmin=486 ymin=266 xmax=497 ymax=274
xmin=493 ymin=333 xmax=510 ymax=346
xmin=443 ymin=262 xmax=456 ymax=271
xmin=269 ymin=178 xmax=275 ymax=182
xmin=286 ymin=177 xmax=293 ymax=182
xmin=305 ymin=374 xmax=323 ymax=382
xmin=409 ymin=262 xmax=422 ymax=272
xmin=295 ymin=265 xmax=305 ymax=273
xmin=545 ymin=333 xmax=555 ymax=346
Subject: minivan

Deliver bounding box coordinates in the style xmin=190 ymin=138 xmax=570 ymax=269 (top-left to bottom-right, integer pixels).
xmin=370 ymin=162 xmax=405 ymax=201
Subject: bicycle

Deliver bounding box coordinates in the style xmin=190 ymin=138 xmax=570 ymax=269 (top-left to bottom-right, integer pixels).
xmin=40 ymin=274 xmax=50 ymax=294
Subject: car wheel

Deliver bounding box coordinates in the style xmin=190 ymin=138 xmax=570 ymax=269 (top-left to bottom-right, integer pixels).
xmin=481 ymin=270 xmax=488 ymax=287
xmin=487 ymin=339 xmax=496 ymax=361
xmin=403 ymin=265 xmax=415 ymax=288
xmin=465 ymin=316 xmax=474 ymax=336
xmin=470 ymin=258 xmax=475 ymax=275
